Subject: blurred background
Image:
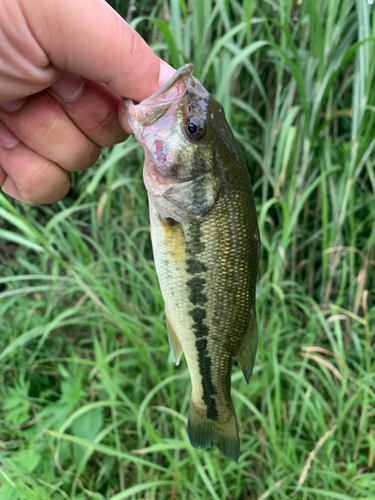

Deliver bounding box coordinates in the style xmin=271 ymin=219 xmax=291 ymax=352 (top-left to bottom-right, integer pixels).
xmin=0 ymin=0 xmax=374 ymax=498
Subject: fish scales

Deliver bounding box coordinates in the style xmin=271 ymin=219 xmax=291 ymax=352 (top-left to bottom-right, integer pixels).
xmin=124 ymin=64 xmax=260 ymax=462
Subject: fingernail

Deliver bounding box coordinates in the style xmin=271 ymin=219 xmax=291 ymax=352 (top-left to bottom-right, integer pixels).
xmin=49 ymin=71 xmax=85 ymax=103
xmin=0 ymin=122 xmax=20 ymax=149
xmin=0 ymin=98 xmax=26 ymax=112
xmin=158 ymin=61 xmax=176 ymax=88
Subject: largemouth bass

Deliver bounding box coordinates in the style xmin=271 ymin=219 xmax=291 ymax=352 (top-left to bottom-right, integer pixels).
xmin=124 ymin=64 xmax=260 ymax=462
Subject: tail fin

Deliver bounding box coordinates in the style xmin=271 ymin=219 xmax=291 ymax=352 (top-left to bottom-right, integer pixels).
xmin=187 ymin=400 xmax=240 ymax=462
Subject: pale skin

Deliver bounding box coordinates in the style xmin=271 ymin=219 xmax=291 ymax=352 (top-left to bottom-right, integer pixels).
xmin=0 ymin=0 xmax=175 ymax=204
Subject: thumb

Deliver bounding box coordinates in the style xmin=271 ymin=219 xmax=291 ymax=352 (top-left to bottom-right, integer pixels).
xmin=16 ymin=0 xmax=175 ymax=101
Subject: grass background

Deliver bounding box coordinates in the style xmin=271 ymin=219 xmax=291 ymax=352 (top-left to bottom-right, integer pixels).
xmin=1 ymin=0 xmax=374 ymax=498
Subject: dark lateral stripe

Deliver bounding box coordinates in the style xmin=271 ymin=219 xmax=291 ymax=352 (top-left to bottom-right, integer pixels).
xmin=186 ymin=258 xmax=208 ymax=274
xmin=186 ymin=276 xmax=207 ymax=306
xmin=186 ymin=223 xmax=205 ymax=255
xmin=195 ymin=332 xmax=218 ymax=420
xmin=186 ymin=221 xmax=218 ymax=421
xmin=189 ymin=306 xmax=208 ymax=337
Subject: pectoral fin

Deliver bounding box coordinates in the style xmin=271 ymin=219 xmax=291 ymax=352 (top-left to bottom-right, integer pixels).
xmin=236 ymin=312 xmax=258 ymax=383
xmin=164 ymin=175 xmax=220 ymax=222
xmin=165 ymin=310 xmax=183 ymax=365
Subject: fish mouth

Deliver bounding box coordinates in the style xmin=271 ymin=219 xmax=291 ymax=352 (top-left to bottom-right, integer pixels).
xmin=123 ymin=64 xmax=209 ymax=131
xmin=142 ymin=64 xmax=194 ymax=103
xmin=123 ymin=64 xmax=194 ymax=127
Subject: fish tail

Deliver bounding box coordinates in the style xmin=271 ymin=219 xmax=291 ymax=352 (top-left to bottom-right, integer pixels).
xmin=187 ymin=400 xmax=240 ymax=462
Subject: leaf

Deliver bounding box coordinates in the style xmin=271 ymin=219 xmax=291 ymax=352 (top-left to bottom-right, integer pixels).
xmin=72 ymin=407 xmax=103 ymax=462
xmin=72 ymin=407 xmax=103 ymax=441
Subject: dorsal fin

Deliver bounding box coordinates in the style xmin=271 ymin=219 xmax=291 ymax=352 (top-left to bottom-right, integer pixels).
xmin=236 ymin=311 xmax=258 ymax=383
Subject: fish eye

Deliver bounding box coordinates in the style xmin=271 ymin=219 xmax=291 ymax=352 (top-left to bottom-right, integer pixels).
xmin=185 ymin=117 xmax=205 ymax=140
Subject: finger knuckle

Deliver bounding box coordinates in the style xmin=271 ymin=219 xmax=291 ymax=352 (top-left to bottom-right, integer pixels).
xmin=22 ymin=158 xmax=69 ymax=204
xmin=84 ymin=143 xmax=100 ymax=168
xmin=32 ymin=102 xmax=62 ymax=142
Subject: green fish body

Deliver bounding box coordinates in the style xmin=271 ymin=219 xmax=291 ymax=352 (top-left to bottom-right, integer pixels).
xmin=124 ymin=65 xmax=260 ymax=462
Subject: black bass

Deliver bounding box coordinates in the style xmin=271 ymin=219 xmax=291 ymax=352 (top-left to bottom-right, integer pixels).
xmin=124 ymin=64 xmax=260 ymax=462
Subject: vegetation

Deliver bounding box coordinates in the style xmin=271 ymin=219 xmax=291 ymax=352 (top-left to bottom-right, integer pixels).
xmin=1 ymin=0 xmax=374 ymax=498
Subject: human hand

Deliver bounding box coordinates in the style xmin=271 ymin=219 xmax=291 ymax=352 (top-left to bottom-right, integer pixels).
xmin=0 ymin=0 xmax=175 ymax=204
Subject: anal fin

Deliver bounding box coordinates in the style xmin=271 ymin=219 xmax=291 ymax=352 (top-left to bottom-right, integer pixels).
xmin=236 ymin=311 xmax=258 ymax=383
xmin=165 ymin=310 xmax=183 ymax=365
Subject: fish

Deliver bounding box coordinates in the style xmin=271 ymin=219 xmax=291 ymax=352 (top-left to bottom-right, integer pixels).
xmin=124 ymin=64 xmax=260 ymax=462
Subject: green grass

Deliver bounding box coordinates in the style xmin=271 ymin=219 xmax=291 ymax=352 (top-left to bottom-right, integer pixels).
xmin=1 ymin=0 xmax=375 ymax=498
